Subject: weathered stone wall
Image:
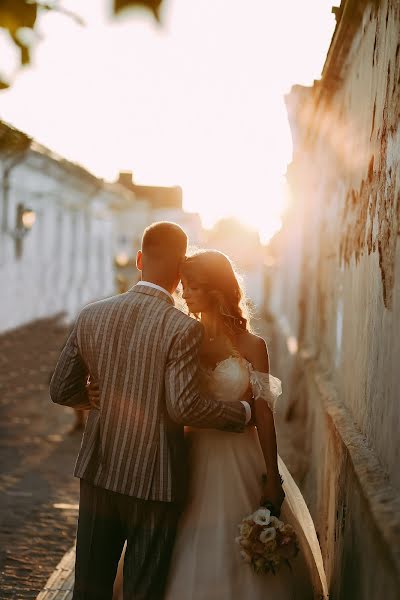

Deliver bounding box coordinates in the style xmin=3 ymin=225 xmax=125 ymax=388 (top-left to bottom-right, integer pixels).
xmin=267 ymin=1 xmax=400 ymax=598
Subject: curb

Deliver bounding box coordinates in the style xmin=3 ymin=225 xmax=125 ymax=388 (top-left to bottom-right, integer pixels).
xmin=36 ymin=546 xmax=75 ymax=599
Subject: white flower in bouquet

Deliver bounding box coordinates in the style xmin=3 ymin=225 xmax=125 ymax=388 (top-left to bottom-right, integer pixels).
xmin=236 ymin=475 xmax=298 ymax=575
xmin=252 ymin=508 xmax=271 ymax=526
xmin=236 ymin=508 xmax=299 ymax=575
xmin=259 ymin=527 xmax=276 ymax=544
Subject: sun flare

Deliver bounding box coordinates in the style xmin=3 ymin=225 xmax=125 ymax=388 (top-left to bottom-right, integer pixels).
xmin=0 ymin=0 xmax=336 ymax=247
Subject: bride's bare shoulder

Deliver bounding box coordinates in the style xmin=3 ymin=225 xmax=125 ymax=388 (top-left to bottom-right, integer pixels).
xmin=235 ymin=331 xmax=269 ymax=371
xmin=236 ymin=330 xmax=267 ymax=353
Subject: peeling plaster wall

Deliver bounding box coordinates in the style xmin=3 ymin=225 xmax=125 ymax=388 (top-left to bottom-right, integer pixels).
xmin=267 ymin=1 xmax=400 ymax=598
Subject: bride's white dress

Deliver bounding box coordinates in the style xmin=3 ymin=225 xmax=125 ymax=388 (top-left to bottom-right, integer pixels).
xmin=114 ymin=357 xmax=327 ymax=599
xmin=164 ymin=357 xmax=327 ymax=600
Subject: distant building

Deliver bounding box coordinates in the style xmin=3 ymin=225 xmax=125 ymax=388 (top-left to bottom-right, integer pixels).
xmin=116 ymin=171 xmax=205 ymax=247
xmin=0 ymin=121 xmax=119 ymax=331
xmin=117 ymin=171 xmax=182 ymax=210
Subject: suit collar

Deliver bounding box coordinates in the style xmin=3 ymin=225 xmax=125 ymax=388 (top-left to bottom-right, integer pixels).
xmin=131 ymin=283 xmax=175 ymax=306
xmin=136 ymin=281 xmax=174 ymax=302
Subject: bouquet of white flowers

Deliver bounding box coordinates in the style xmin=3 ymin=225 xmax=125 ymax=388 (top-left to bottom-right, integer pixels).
xmin=236 ymin=506 xmax=299 ymax=575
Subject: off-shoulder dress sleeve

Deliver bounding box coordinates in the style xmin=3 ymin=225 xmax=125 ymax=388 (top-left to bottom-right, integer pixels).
xmin=248 ymin=365 xmax=282 ymax=412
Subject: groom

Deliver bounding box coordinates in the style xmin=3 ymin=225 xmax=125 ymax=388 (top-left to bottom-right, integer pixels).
xmin=50 ymin=221 xmax=252 ymax=600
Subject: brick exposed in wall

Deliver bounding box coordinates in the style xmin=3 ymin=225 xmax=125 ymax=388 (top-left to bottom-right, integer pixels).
xmin=339 ymin=0 xmax=400 ymax=309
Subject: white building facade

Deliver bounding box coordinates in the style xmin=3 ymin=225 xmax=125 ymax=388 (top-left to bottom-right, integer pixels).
xmin=0 ymin=123 xmax=119 ymax=332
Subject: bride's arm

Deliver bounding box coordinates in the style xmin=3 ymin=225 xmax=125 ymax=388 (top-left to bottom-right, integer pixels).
xmin=245 ymin=337 xmax=285 ymax=512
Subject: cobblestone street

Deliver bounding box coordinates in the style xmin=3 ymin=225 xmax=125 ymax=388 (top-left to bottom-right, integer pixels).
xmin=0 ymin=317 xmax=81 ymax=599
xmin=0 ymin=315 xmax=304 ymax=599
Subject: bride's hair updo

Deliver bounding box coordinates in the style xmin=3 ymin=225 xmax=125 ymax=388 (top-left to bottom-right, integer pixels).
xmin=180 ymin=249 xmax=252 ymax=336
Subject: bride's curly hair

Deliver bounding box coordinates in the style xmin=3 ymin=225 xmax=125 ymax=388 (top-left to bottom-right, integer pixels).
xmin=180 ymin=249 xmax=252 ymax=336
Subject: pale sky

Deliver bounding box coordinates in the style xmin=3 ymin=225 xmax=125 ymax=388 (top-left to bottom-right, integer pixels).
xmin=0 ymin=0 xmax=338 ymax=242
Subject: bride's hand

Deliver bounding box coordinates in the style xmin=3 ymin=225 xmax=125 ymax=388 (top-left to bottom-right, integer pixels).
xmin=261 ymin=473 xmax=285 ymax=516
xmin=86 ymin=377 xmax=100 ymax=410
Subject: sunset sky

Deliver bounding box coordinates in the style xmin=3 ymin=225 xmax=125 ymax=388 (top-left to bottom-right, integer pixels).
xmin=0 ymin=0 xmax=338 ymax=242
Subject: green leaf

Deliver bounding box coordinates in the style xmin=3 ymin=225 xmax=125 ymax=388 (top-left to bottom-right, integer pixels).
xmin=113 ymin=0 xmax=163 ymax=21
xmin=0 ymin=0 xmax=38 ymax=34
xmin=0 ymin=0 xmax=38 ymax=73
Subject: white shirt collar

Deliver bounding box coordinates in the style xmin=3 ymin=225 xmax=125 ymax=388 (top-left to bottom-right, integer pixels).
xmin=135 ymin=281 xmax=174 ymax=303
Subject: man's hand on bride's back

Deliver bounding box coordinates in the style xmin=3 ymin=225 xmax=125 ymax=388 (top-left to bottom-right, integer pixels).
xmin=86 ymin=377 xmax=100 ymax=410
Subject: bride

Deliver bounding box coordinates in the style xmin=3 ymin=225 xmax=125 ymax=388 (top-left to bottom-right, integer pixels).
xmin=114 ymin=249 xmax=327 ymax=600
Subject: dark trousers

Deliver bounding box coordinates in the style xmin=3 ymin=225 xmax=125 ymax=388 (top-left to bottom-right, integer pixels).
xmin=72 ymin=479 xmax=180 ymax=600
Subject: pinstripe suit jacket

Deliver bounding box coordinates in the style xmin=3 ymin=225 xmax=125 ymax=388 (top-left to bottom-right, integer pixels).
xmin=50 ymin=285 xmax=246 ymax=502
